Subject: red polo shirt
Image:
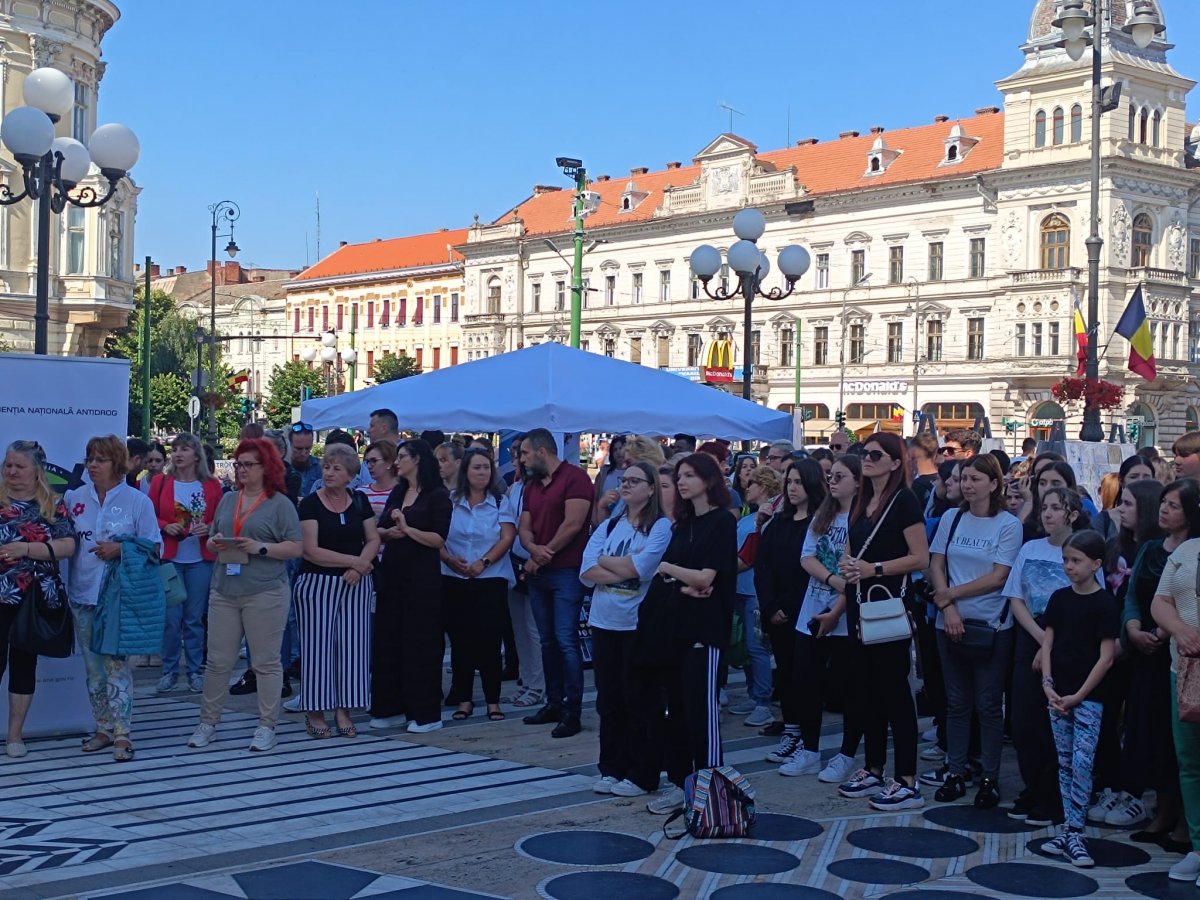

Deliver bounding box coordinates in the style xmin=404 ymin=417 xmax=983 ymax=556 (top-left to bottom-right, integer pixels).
xmin=522 ymin=460 xmax=595 ymax=569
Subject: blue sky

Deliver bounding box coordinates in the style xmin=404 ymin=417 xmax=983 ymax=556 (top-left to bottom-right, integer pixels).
xmin=97 ymin=1 xmax=1200 ymax=273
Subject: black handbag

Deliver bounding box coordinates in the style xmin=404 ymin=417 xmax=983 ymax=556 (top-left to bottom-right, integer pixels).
xmin=10 ymin=542 xmax=74 ymax=658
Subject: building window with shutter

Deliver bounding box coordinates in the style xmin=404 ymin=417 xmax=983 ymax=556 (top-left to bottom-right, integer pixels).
xmin=888 ymin=246 xmax=904 ymax=284
xmin=633 ymin=272 xmax=643 ymax=303
xmin=1049 ymin=321 xmax=1060 ymax=356
xmin=1032 ymin=322 xmax=1043 ymax=356
xmin=967 ymin=317 xmax=984 ymax=360
xmin=687 ymin=334 xmax=701 ymax=366
xmin=1132 ymin=214 xmax=1153 ymax=267
xmin=433 ymin=294 xmax=441 ymax=323
xmin=1040 ymin=214 xmax=1071 ymax=269
xmin=849 ymin=324 xmax=865 ymax=364
xmin=969 ymin=238 xmax=986 ymax=278
xmin=659 ymin=270 xmax=670 ymax=302
xmin=451 ymin=292 xmax=459 ymax=321
xmin=887 ymin=322 xmax=903 ymax=362
xmin=555 ymin=281 xmax=565 ymax=310
xmin=657 ymin=335 xmax=670 ymax=367
xmin=293 ymin=308 xmax=301 ymax=332
xmin=630 ymin=336 xmax=641 ymax=364
xmin=531 ymin=283 xmax=541 ymax=312
xmin=605 ymin=275 xmax=616 ymax=305
xmin=398 ymin=297 xmax=407 ymax=326
xmin=850 ymin=249 xmax=866 ymax=285
xmin=1015 ymin=323 xmax=1026 ymax=356
xmin=813 ymin=326 xmax=828 ymax=365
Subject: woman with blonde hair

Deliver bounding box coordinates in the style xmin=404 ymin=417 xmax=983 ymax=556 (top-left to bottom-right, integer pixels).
xmin=0 ymin=440 xmax=75 ymax=757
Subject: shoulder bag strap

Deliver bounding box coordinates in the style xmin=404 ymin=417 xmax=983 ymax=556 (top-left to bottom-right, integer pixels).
xmin=854 ymin=493 xmax=901 ymax=605
xmin=941 ymin=509 xmax=966 ymax=585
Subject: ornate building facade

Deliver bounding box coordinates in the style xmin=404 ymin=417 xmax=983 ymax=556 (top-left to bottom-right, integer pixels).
xmin=0 ymin=0 xmax=138 ymax=356
xmin=457 ymin=0 xmax=1199 ymax=448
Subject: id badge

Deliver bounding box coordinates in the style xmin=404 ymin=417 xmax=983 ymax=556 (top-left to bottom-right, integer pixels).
xmin=225 ymin=563 xmax=242 ymax=577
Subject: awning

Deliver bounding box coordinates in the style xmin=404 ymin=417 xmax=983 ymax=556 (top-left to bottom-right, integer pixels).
xmin=798 ymin=418 xmax=881 ymax=438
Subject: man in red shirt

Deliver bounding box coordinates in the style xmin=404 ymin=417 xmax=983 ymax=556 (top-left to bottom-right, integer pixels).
xmin=518 ymin=428 xmax=594 ymax=738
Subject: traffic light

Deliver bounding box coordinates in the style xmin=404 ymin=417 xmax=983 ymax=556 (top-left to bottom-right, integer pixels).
xmin=1128 ymin=421 xmax=1140 ymax=443
xmin=239 ymin=395 xmax=250 ymax=417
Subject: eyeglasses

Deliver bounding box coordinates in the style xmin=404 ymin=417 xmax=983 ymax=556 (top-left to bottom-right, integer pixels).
xmin=290 ymin=423 xmax=315 ymax=433
xmin=863 ymin=449 xmax=889 ymax=462
xmin=618 ymin=476 xmax=650 ymax=487
xmin=766 ymin=454 xmax=787 ymax=462
xmin=85 ymin=456 xmax=110 ymax=464
xmin=828 ymin=472 xmax=850 ymax=483
xmin=364 ymin=456 xmax=386 ymax=466
xmin=231 ymin=460 xmax=261 ymax=470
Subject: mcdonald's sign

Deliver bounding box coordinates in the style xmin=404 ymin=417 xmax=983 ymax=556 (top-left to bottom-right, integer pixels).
xmin=702 ymin=339 xmax=734 ymax=383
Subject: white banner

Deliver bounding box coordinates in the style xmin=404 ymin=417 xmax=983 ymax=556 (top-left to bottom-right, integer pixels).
xmin=0 ymin=353 xmax=130 ymax=737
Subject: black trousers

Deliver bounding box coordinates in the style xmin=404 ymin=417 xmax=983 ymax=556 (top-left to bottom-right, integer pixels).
xmin=369 ymin=576 xmax=404 ymax=718
xmin=663 ymin=645 xmax=724 ymax=788
xmin=443 ymin=576 xmax=507 ymax=705
xmin=1121 ymin=647 xmax=1177 ymax=797
xmin=629 ymin=659 xmax=672 ymax=792
xmin=767 ymin=620 xmax=799 ymax=725
xmin=371 ymin=570 xmax=443 ymax=726
xmin=591 ymin=627 xmax=640 ymax=783
xmin=1011 ymin=627 xmax=1061 ymax=811
xmin=915 ymin=610 xmax=947 ymax=742
xmin=1096 ymin=655 xmax=1131 ymax=792
xmin=795 ymin=632 xmax=860 ymax=755
xmin=0 ymin=602 xmax=36 ymax=694
xmin=855 ymin=637 xmax=918 ymax=777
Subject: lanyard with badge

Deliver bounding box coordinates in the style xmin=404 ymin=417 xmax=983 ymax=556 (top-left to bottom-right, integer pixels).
xmin=220 ymin=492 xmax=265 ymax=576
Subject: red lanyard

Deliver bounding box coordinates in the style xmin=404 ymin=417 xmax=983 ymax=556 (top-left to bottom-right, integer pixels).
xmin=233 ymin=492 xmax=266 ymax=538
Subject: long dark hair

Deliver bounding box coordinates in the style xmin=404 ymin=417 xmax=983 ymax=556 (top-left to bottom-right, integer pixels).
xmin=453 ymin=447 xmax=505 ymax=503
xmin=1025 ymin=451 xmax=1067 ymax=523
xmin=622 ymin=460 xmax=664 ymax=535
xmin=851 ymin=432 xmax=910 ymax=525
xmin=780 ymin=458 xmax=827 ymax=521
xmin=1162 ymin=478 xmax=1200 ymax=539
xmin=1108 ymin=478 xmax=1163 ymax=572
xmin=812 ymin=455 xmax=861 ymax=535
xmin=398 ymin=439 xmax=442 ymax=493
xmin=674 ymin=452 xmax=732 ymax=529
xmin=1040 ymin=486 xmax=1091 ymax=534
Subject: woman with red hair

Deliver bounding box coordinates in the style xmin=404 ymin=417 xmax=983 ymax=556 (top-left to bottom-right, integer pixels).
xmin=187 ymin=439 xmax=302 ymax=753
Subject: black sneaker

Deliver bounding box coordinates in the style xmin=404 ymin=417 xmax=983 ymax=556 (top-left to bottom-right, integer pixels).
xmin=1008 ymin=792 xmax=1036 ymax=821
xmin=1026 ymin=806 xmax=1064 ymax=828
xmin=229 ymin=671 xmax=257 ymax=696
xmin=551 ymin=716 xmax=581 ymax=738
xmin=974 ymin=777 xmax=1000 ymax=809
xmin=523 ymin=704 xmax=562 ymax=725
xmin=1064 ymin=832 xmax=1094 ymax=868
xmin=934 ymin=774 xmax=968 ymax=803
xmin=920 ymin=764 xmax=974 ymax=788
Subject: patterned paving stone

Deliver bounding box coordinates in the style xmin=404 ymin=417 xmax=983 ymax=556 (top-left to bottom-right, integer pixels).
xmin=966 ymin=861 xmax=1099 ymax=897
xmin=517 ymin=829 xmax=654 ymax=866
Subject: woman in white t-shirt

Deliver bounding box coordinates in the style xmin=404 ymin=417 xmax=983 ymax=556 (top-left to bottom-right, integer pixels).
xmin=925 ymin=454 xmax=1022 ymax=809
xmin=580 ymin=459 xmax=671 ymax=798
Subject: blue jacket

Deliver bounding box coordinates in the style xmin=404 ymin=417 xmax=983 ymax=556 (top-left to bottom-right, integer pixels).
xmin=91 ymin=535 xmax=165 ymax=656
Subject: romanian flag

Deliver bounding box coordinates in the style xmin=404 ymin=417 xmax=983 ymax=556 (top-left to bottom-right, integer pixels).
xmin=1073 ymin=297 xmax=1088 ymax=376
xmin=226 ymin=369 xmax=249 ymax=389
xmin=1114 ymin=284 xmax=1157 ymax=381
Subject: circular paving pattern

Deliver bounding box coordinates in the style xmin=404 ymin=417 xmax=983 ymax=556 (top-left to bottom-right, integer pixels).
xmin=886 ymin=892 xmax=997 ymax=900
xmin=675 ymin=844 xmax=801 ymax=876
xmin=518 ymin=830 xmax=654 ymax=866
xmin=966 ymin=862 xmax=1099 ymax=898
xmin=749 ymin=813 xmax=824 ymax=842
xmin=923 ymin=805 xmax=1040 ymax=834
xmin=847 ymin=826 xmax=979 ymax=859
xmin=709 ymin=885 xmax=840 ymax=900
xmin=825 ymin=858 xmax=931 ymax=886
xmin=542 ymin=871 xmax=679 ymax=900
xmin=1125 ymin=871 xmax=1200 ymax=900
xmin=1025 ymin=836 xmax=1151 ymax=869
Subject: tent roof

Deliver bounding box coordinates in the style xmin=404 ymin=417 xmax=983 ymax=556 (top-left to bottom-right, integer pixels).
xmin=301 ymin=342 xmax=792 ymax=441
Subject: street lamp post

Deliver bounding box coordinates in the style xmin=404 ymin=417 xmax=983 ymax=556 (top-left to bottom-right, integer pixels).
xmin=300 ymin=331 xmax=356 ymax=396
xmin=1052 ymin=0 xmax=1164 ymax=442
xmin=207 ymin=201 xmax=241 ymax=445
xmin=905 ymin=276 xmax=923 ymax=434
xmin=0 ymin=67 xmax=139 ymax=354
xmin=689 ymin=209 xmax=811 ymax=402
xmin=837 ymin=273 xmax=873 ymax=422
xmin=555 ymin=157 xmax=588 ymax=348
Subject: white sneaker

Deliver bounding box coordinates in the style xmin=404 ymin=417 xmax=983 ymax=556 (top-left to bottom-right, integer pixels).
xmin=818 ymin=753 xmax=858 ymax=785
xmin=407 ymin=720 xmax=443 ymax=733
xmin=282 ymin=694 xmax=303 ymax=712
xmin=593 ymin=775 xmax=619 ymax=794
xmin=779 ymin=748 xmax=821 ymax=777
xmin=611 ymin=779 xmax=649 ymax=797
xmin=647 ymin=786 xmax=685 ymax=814
xmin=1169 ymin=852 xmax=1200 ymax=881
xmin=5 ymin=741 xmax=27 ymax=758
xmin=1103 ymin=793 xmax=1146 ymax=827
xmin=1086 ymin=788 xmax=1121 ymax=824
xmin=743 ymin=706 xmax=774 ymax=728
xmin=368 ymin=715 xmax=407 ymax=729
xmin=921 ymin=726 xmax=938 ymax=743
xmin=728 ymin=698 xmax=757 ymax=715
xmin=187 ymin=723 xmax=216 ymax=748
xmin=249 ymin=726 xmax=276 ymax=752
xmin=920 ymin=745 xmax=946 ymax=761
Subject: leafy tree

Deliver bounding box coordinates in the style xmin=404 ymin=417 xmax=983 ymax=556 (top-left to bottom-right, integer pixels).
xmin=372 ymin=352 xmax=421 ymax=384
xmin=148 ymin=373 xmax=191 ymax=433
xmin=264 ymin=361 xmax=326 ymax=428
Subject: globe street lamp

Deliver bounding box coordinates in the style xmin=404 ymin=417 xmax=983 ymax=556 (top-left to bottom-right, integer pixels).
xmin=1052 ymin=0 xmax=1164 ymax=441
xmin=300 ymin=330 xmax=356 ymax=395
xmin=0 ymin=67 xmax=139 ymax=354
xmin=207 ymin=200 xmax=240 ymax=445
xmin=690 ymin=208 xmax=811 ymax=401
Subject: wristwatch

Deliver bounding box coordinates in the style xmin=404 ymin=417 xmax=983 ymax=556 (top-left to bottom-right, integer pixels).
xmin=257 ymin=544 xmax=269 ymax=556
xmin=874 ymin=562 xmax=884 ymax=577
xmin=481 ymin=556 xmax=492 ymax=567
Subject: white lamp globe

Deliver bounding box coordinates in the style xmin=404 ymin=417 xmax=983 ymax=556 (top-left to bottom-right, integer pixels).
xmin=320 ymin=346 xmax=337 ymax=363
xmin=52 ymin=137 xmax=91 ymax=184
xmin=320 ymin=331 xmax=337 ymax=348
xmin=732 ymin=207 xmax=766 ymax=241
xmin=341 ymin=348 xmax=357 ymax=364
xmin=689 ymin=244 xmax=722 ymax=279
xmin=778 ymin=245 xmax=812 ymax=279
xmin=757 ymin=252 xmax=771 ymax=279
xmin=87 ymin=123 xmax=140 ymax=173
xmin=22 ymin=68 xmax=73 ymax=117
xmin=300 ymin=347 xmax=316 ymax=363
xmin=1131 ymin=22 xmax=1156 ymax=48
xmin=1060 ymin=17 xmax=1086 ymax=42
xmin=727 ymin=239 xmax=761 ymax=275
xmin=1064 ymin=37 xmax=1087 ymax=60
xmin=1 ymin=106 xmax=54 ymax=160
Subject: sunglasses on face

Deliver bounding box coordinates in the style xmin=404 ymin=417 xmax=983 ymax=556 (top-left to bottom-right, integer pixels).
xmin=829 ymin=472 xmax=851 ymax=483
xmin=290 ymin=423 xmax=315 ymax=433
xmin=863 ymin=449 xmax=889 ymax=463
xmin=938 ymin=447 xmax=961 ymax=456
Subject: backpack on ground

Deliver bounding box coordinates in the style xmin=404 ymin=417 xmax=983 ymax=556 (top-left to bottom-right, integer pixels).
xmin=664 ymin=765 xmax=756 ymax=839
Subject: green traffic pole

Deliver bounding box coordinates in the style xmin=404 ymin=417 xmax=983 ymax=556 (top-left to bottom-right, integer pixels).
xmin=141 ymin=255 xmax=152 ymax=439
xmin=349 ymin=302 xmax=358 ymax=390
xmin=569 ymin=167 xmax=586 ymax=348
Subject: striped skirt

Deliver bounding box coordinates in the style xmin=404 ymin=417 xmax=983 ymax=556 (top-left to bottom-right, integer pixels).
xmin=293 ymin=571 xmax=374 ymax=711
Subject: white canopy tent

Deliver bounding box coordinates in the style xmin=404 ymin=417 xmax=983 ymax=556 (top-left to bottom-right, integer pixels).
xmin=300 ymin=342 xmax=792 ymax=441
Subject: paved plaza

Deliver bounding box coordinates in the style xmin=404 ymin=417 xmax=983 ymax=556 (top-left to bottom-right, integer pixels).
xmin=0 ymin=665 xmax=1188 ymax=899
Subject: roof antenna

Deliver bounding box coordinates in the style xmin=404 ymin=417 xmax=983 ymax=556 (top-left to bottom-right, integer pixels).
xmin=719 ymin=101 xmax=743 ymax=133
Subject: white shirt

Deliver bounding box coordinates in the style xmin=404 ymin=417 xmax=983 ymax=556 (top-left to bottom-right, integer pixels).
xmin=930 ymin=509 xmax=1023 ymax=628
xmin=441 ymin=492 xmax=517 ymax=585
xmin=581 ymin=514 xmax=672 ymax=631
xmin=65 ymin=481 xmax=163 ymax=606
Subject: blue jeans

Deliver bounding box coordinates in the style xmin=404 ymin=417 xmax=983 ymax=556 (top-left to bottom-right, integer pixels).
xmin=735 ymin=593 xmax=771 ymax=704
xmin=162 ymin=560 xmax=213 ymax=678
xmin=527 ymin=567 xmax=585 ymax=718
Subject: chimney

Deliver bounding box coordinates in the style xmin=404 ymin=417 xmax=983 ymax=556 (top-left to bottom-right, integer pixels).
xmin=595 ymin=174 xmax=610 ymax=182
xmin=934 ymin=114 xmax=949 ymax=123
xmin=224 ymin=260 xmax=242 ymax=283
xmin=339 ymin=240 xmax=348 ymax=247
xmin=630 ymin=166 xmax=649 ymax=175
xmin=666 ymin=161 xmax=681 ymax=170
xmin=795 ymin=138 xmax=819 ymax=146
xmin=975 ymin=106 xmax=1000 ymax=116
xmin=838 ymin=130 xmax=860 ymax=139
xmin=150 ymin=263 xmax=160 ymax=278
xmin=175 ymin=265 xmax=186 ymax=275
xmin=869 ymin=125 xmax=885 ymax=135
xmin=532 ymin=184 xmax=562 ymax=195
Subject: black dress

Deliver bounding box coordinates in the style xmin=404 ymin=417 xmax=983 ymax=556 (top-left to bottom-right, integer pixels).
xmin=372 ymin=483 xmax=451 ymax=725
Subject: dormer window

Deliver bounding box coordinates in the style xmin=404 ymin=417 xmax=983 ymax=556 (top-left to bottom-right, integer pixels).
xmin=864 ymin=136 xmax=900 ymax=176
xmin=943 ymin=124 xmax=980 ymax=164
xmin=620 ymin=174 xmax=649 ymax=213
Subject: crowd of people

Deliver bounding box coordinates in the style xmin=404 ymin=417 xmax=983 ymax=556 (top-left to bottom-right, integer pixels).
xmin=8 ymin=418 xmax=1200 ymax=882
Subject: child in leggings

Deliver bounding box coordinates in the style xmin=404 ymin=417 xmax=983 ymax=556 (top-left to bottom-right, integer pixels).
xmin=1040 ymin=530 xmax=1120 ymax=868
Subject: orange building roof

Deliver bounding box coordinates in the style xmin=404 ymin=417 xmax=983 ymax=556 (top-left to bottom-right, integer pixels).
xmin=508 ymin=112 xmax=1006 ymax=237
xmin=293 ymin=228 xmax=468 ymax=281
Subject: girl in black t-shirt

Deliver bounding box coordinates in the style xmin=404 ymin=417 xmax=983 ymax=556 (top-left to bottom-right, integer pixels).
xmin=1041 ymin=531 xmax=1119 ymax=869
xmin=836 ymin=432 xmax=930 ymax=811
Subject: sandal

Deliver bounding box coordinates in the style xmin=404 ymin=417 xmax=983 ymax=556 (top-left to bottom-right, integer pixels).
xmin=487 ymin=706 xmax=505 ymax=721
xmin=336 ymin=723 xmax=357 ymax=738
xmin=112 ymin=738 xmax=134 ymax=762
xmin=452 ymin=703 xmax=475 ymax=721
xmin=81 ymin=733 xmax=114 ymax=753
xmin=305 ymin=719 xmax=332 ymax=739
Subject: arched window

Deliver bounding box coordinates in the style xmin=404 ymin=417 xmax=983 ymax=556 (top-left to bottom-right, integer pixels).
xmin=1128 ymin=401 xmax=1157 ymax=449
xmin=870 ymin=157 xmax=880 ymax=172
xmin=1028 ymin=401 xmax=1066 ymax=443
xmin=1152 ymin=110 xmax=1162 ymax=147
xmin=1128 ymin=104 xmax=1137 ymax=141
xmin=1040 ymin=214 xmax=1071 ymax=269
xmin=1034 ymin=110 xmax=1047 ymax=148
xmin=1070 ymin=104 xmax=1083 ymax=142
xmin=1187 ymin=406 xmax=1200 ymax=434
xmin=1132 ymin=214 xmax=1153 ymax=267
xmin=1052 ymin=107 xmax=1065 ymax=145
xmin=947 ymin=145 xmax=958 ymax=161
xmin=1140 ymin=108 xmax=1149 ymax=144
xmin=486 ymin=277 xmax=502 ymax=314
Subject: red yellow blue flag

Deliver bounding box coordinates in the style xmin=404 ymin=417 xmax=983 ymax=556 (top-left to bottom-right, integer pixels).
xmin=1114 ymin=284 xmax=1156 ymax=381
xmin=1073 ymin=297 xmax=1087 ymax=376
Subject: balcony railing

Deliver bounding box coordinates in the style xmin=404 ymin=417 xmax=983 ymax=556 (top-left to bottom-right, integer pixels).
xmin=1127 ymin=266 xmax=1187 ymax=286
xmin=1009 ymin=267 xmax=1082 ymax=285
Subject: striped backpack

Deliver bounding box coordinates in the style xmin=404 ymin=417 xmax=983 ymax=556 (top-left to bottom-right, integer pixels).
xmin=664 ymin=765 xmax=756 ymax=839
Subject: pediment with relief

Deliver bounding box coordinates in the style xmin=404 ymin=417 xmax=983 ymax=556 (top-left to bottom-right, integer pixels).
xmin=693 ymin=133 xmax=759 ymax=164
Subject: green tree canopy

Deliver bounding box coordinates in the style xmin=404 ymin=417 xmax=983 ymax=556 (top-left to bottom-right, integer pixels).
xmin=265 ymin=360 xmax=326 ymax=428
xmin=372 ymin=352 xmax=421 ymax=384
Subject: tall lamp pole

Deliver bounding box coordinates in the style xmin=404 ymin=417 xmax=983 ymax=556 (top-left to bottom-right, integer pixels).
xmin=555 ymin=157 xmax=587 ymax=348
xmin=906 ymin=275 xmax=922 ymax=435
xmin=690 ymin=208 xmax=811 ymax=401
xmin=207 ymin=200 xmax=240 ymax=444
xmin=0 ymin=68 xmax=138 ymax=354
xmin=1053 ymin=0 xmax=1163 ymax=441
xmin=837 ymin=273 xmax=873 ymax=423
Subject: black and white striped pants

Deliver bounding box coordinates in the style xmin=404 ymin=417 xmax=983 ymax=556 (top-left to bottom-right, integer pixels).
xmin=294 ymin=571 xmax=373 ymax=711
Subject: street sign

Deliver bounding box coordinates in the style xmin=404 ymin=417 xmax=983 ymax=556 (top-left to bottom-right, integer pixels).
xmin=187 ymin=396 xmax=201 ymax=419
